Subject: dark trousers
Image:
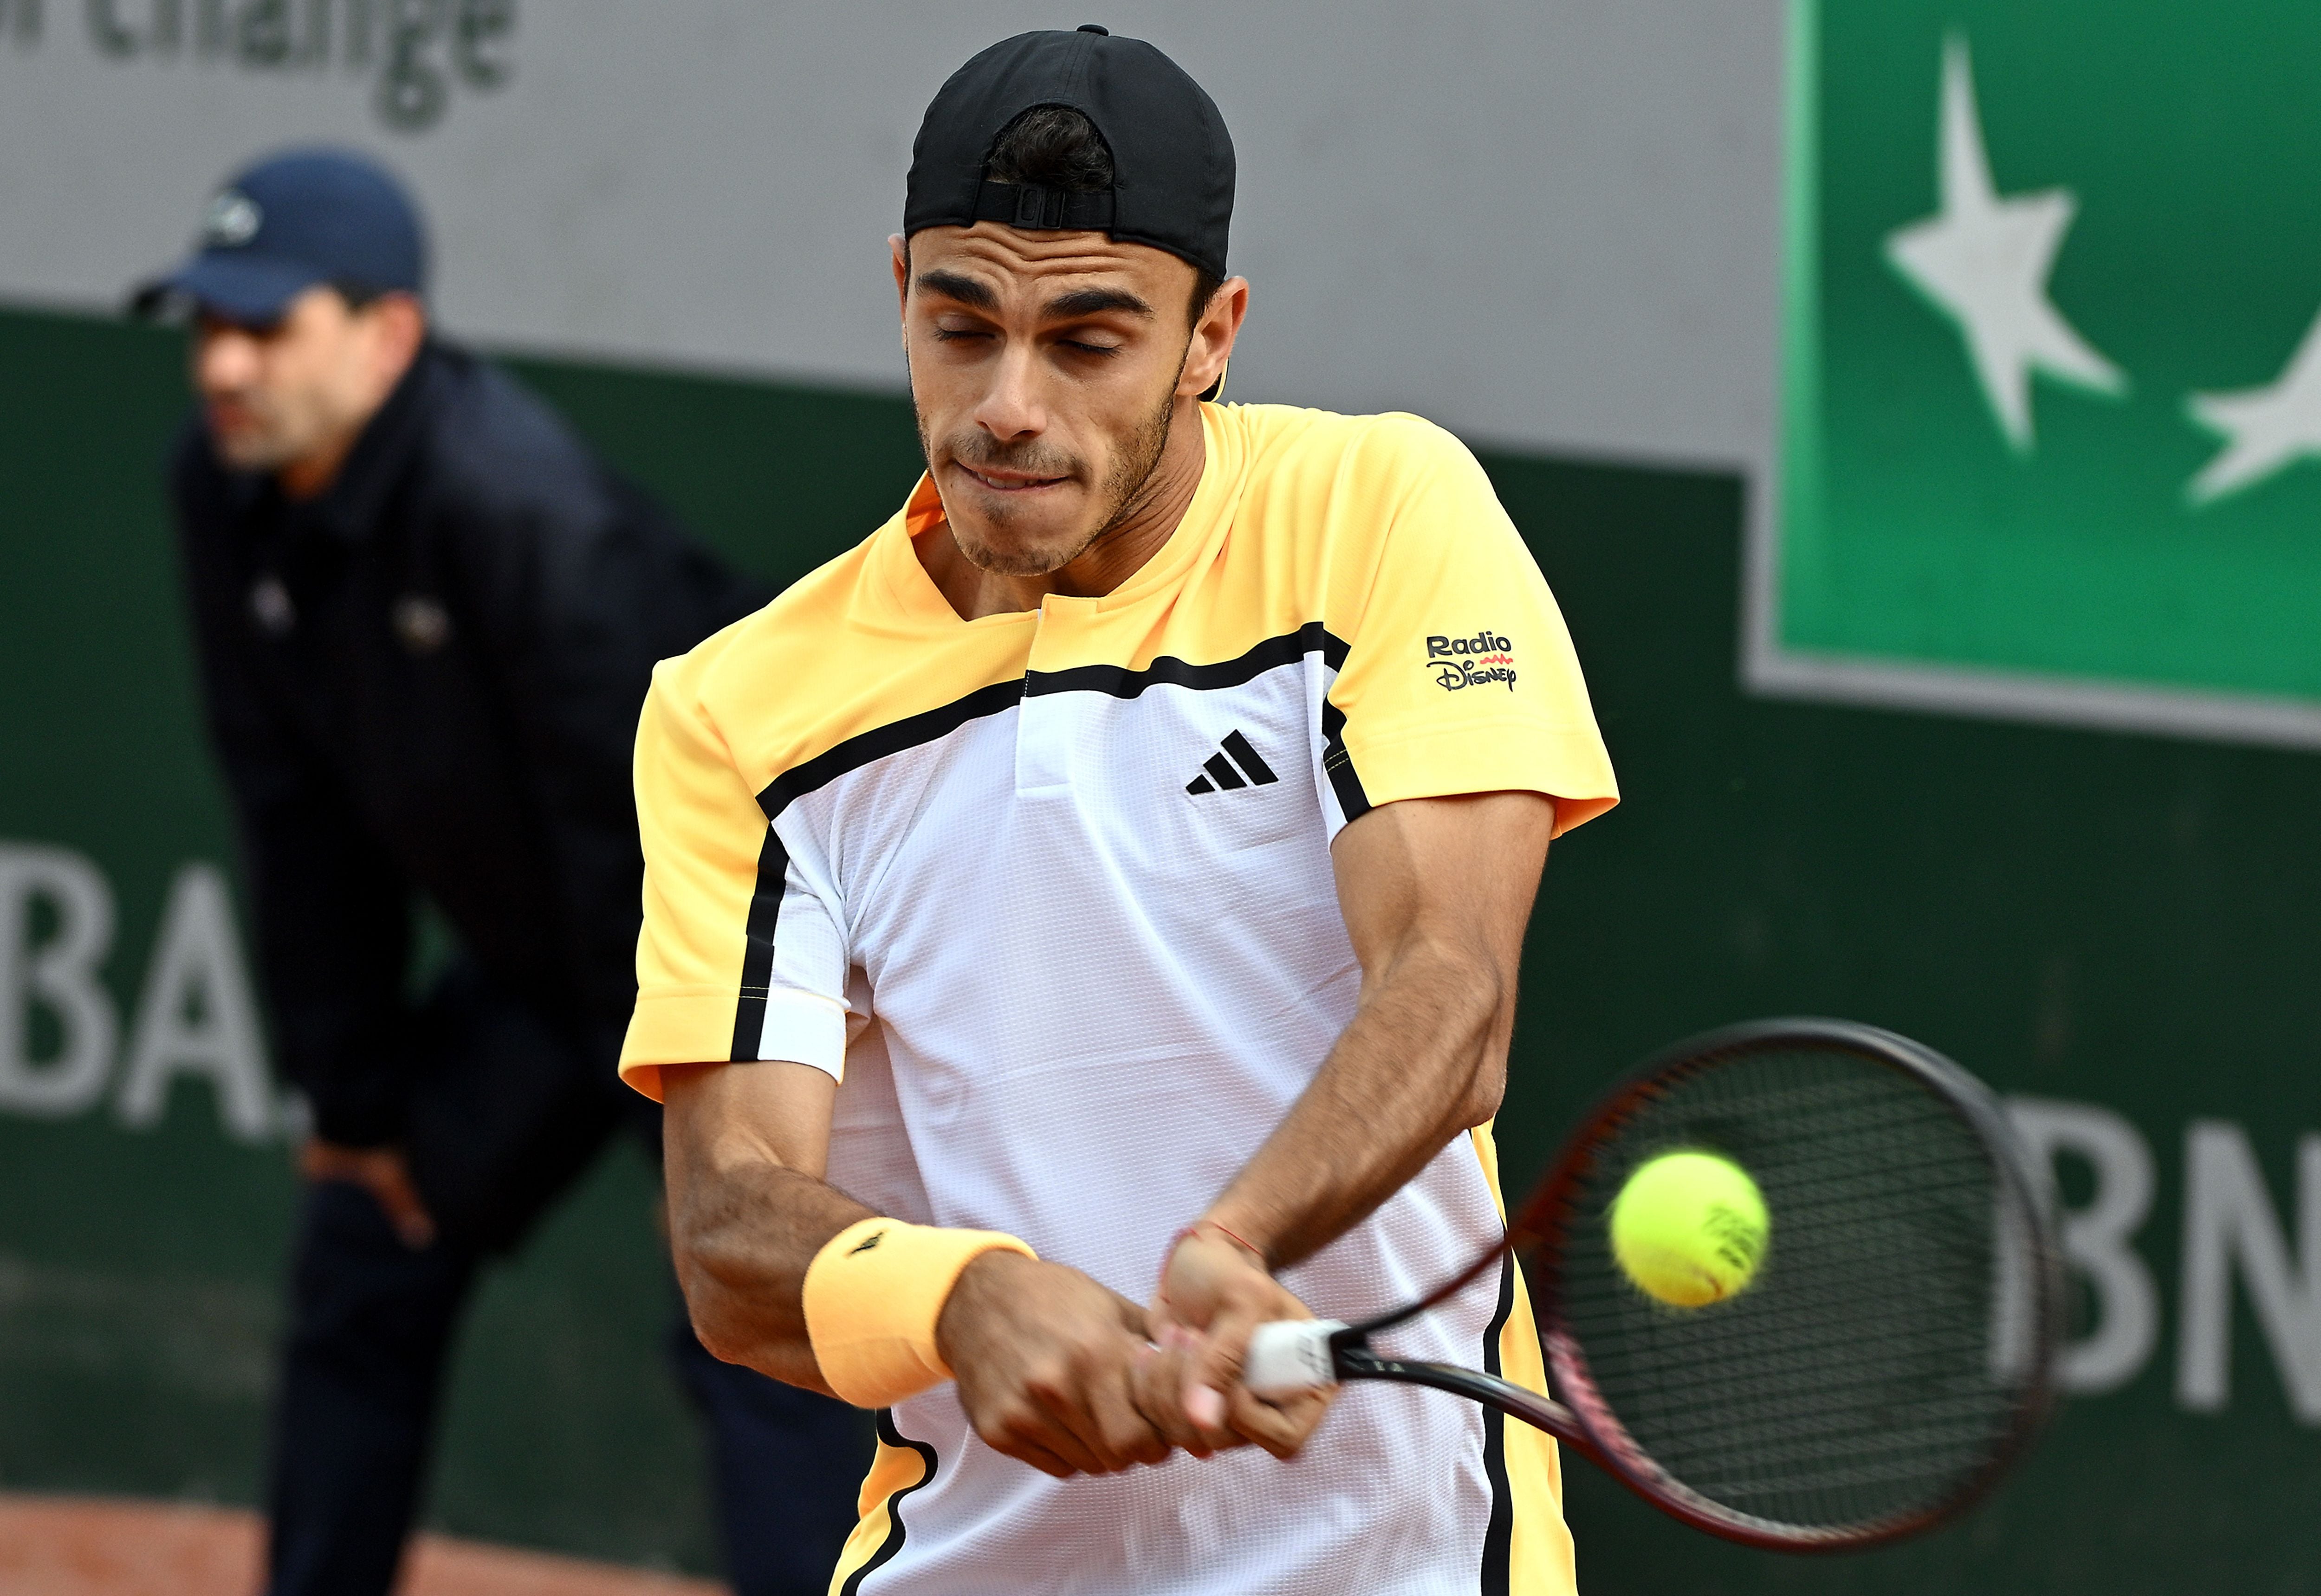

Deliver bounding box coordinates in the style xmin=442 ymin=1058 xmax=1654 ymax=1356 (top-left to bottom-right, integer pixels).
xmin=264 ymin=967 xmax=868 ymax=1596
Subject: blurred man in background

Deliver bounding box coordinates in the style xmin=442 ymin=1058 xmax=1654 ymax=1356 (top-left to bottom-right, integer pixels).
xmin=131 ymin=148 xmax=862 ymax=1596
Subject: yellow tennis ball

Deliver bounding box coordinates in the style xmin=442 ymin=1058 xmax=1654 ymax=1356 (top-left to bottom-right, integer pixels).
xmin=1608 ymin=1151 xmax=1769 ymax=1308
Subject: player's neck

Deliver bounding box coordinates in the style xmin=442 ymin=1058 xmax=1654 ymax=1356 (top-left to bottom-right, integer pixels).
xmin=926 ymin=398 xmax=1207 ymax=619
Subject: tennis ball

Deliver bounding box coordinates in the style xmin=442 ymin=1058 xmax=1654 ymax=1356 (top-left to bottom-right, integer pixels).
xmin=1608 ymin=1151 xmax=1769 ymax=1308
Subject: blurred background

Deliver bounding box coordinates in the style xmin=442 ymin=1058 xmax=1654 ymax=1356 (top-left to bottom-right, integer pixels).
xmin=3 ymin=0 xmax=2317 ymax=1590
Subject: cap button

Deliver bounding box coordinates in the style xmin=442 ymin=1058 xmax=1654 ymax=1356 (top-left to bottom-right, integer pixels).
xmin=1077 ymin=23 xmax=1109 ymax=34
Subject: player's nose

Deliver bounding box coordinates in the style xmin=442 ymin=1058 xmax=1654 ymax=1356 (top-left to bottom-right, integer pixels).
xmin=973 ymin=343 xmax=1048 ymax=442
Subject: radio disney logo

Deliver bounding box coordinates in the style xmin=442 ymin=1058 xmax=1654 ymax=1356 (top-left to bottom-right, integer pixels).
xmin=1426 ymin=631 xmax=1517 ymax=691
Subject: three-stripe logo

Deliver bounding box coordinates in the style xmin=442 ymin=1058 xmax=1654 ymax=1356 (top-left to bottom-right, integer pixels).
xmin=1186 ymin=730 xmax=1280 ymax=795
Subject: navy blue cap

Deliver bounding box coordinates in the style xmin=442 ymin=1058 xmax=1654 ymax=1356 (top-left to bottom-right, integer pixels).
xmin=134 ymin=149 xmax=427 ymax=326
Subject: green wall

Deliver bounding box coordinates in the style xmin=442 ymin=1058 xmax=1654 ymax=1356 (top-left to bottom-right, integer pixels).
xmin=2 ymin=304 xmax=2315 ymax=1589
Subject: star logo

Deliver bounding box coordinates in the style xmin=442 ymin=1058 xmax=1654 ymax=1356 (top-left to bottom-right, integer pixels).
xmin=1884 ymin=37 xmax=2126 ymax=452
xmin=2184 ymin=307 xmax=2321 ymax=505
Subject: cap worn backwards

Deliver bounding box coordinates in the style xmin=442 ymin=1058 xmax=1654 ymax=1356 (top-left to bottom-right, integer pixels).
xmin=904 ymin=26 xmax=1235 ymax=280
xmin=133 ymin=148 xmax=427 ymax=328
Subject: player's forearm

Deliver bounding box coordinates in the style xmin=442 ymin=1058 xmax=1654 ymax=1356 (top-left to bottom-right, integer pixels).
xmin=668 ymin=1157 xmax=873 ymax=1392
xmin=1203 ymin=934 xmax=1509 ymax=1271
xmin=661 ymin=1065 xmax=871 ymax=1393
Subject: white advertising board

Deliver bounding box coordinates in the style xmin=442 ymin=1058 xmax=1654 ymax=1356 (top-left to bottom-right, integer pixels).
xmin=0 ymin=0 xmax=1784 ymax=469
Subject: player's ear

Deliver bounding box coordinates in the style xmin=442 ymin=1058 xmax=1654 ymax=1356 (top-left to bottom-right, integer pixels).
xmin=1183 ymin=277 xmax=1249 ymax=401
xmin=891 ymin=234 xmax=912 ymax=321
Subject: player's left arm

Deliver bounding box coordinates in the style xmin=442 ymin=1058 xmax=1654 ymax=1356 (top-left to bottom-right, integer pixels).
xmin=1145 ymin=787 xmax=1554 ymax=1456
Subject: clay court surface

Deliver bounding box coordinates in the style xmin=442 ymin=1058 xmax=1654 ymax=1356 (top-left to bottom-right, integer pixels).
xmin=0 ymin=1494 xmax=727 ymax=1596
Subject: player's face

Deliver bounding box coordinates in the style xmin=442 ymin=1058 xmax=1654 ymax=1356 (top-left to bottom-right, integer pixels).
xmin=898 ymin=225 xmax=1207 ymax=578
xmin=191 ymin=287 xmax=409 ymax=476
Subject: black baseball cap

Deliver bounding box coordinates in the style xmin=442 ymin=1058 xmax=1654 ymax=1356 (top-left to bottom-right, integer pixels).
xmin=904 ymin=25 xmax=1234 ymax=280
xmin=133 ymin=148 xmax=427 ymax=327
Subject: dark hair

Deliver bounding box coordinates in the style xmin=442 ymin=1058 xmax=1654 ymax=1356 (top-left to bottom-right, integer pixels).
xmin=986 ymin=104 xmax=1118 ymax=194
xmin=987 ymin=104 xmax=1224 ymax=333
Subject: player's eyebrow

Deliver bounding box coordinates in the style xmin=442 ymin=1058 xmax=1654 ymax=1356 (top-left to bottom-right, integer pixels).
xmin=915 ymin=269 xmax=998 ymax=310
xmin=1044 ymin=287 xmax=1154 ymax=320
xmin=914 ymin=273 xmax=1154 ymax=322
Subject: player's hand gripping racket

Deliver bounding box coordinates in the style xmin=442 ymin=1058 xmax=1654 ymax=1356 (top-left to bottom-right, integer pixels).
xmin=1244 ymin=1018 xmax=2063 ymax=1551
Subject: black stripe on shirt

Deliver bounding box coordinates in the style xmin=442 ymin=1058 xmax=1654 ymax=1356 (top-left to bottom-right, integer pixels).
xmin=727 ymin=823 xmax=791 ymax=1063
xmin=753 ymin=624 xmax=1357 ymax=822
xmin=1478 ymin=1253 xmax=1517 ymax=1596
xmin=1321 ymin=699 xmax=1372 ymax=822
xmin=839 ymin=1410 xmax=940 ymax=1596
xmin=757 ymin=676 xmax=1027 ymax=820
xmin=1023 ymin=620 xmax=1350 ymax=701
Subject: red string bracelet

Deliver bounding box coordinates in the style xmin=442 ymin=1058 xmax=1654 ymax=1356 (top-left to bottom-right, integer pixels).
xmin=1170 ymin=1220 xmax=1265 ymax=1266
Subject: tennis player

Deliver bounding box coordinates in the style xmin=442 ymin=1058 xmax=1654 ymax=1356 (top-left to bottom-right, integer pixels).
xmin=625 ymin=27 xmax=1619 ymax=1595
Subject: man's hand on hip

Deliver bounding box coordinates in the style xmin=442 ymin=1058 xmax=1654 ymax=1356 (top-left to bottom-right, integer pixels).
xmin=299 ymin=1138 xmax=436 ymax=1250
xmin=937 ymin=1249 xmax=1175 ymax=1479
xmin=1144 ymin=1228 xmax=1336 ymax=1460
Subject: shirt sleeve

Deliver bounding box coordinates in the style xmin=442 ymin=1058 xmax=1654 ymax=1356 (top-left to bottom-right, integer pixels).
xmin=620 ymin=662 xmax=851 ymax=1101
xmin=1320 ymin=416 xmax=1618 ymax=839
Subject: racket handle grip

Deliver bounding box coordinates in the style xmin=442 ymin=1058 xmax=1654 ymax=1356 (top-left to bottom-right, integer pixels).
xmin=1243 ymin=1319 xmax=1350 ymax=1397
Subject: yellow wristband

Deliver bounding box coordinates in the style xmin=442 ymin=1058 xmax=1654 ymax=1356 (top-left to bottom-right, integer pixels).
xmin=802 ymin=1217 xmax=1036 ymax=1409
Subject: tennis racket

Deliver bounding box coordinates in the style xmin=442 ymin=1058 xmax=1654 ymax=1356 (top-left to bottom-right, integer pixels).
xmin=1244 ymin=1017 xmax=2063 ymax=1552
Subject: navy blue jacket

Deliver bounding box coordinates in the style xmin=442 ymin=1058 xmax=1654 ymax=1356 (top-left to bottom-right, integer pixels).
xmin=170 ymin=342 xmax=770 ymax=1145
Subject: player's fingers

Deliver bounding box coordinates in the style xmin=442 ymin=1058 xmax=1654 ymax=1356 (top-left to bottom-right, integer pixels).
xmin=1021 ymin=1345 xmax=1152 ymax=1474
xmin=992 ymin=1433 xmax=1083 ymax=1480
xmin=1180 ymin=1322 xmax=1255 ymax=1452
xmin=1226 ymin=1380 xmax=1336 ymax=1461
xmin=988 ymin=1393 xmax=1108 ymax=1477
xmin=1133 ymin=1331 xmax=1224 ymax=1458
xmin=1088 ymin=1353 xmax=1173 ymax=1468
xmin=1184 ymin=1283 xmax=1277 ymax=1407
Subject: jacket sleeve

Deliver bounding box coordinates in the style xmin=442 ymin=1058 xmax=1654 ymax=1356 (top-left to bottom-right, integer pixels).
xmin=170 ymin=434 xmax=416 ymax=1146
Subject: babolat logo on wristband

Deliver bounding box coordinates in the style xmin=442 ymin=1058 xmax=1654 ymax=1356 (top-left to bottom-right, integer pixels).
xmin=1427 ymin=631 xmax=1518 ymax=692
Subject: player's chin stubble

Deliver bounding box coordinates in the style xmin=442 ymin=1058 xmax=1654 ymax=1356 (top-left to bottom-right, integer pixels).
xmin=918 ymin=382 xmax=1177 ymax=578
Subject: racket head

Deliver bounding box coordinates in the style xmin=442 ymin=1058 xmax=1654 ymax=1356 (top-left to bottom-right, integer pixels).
xmin=1513 ymin=1018 xmax=2063 ymax=1551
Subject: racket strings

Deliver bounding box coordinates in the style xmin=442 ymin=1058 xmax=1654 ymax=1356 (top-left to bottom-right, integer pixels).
xmin=1548 ymin=1047 xmax=2036 ymax=1530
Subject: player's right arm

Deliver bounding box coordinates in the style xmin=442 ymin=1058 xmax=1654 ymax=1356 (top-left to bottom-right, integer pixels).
xmin=660 ymin=1056 xmax=1173 ymax=1475
xmin=659 ymin=1057 xmax=869 ymax=1394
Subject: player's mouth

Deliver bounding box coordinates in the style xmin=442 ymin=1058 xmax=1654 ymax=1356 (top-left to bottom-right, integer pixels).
xmin=958 ymin=465 xmax=1071 ymax=493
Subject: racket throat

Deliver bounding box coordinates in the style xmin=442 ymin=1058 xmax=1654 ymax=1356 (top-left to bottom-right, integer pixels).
xmin=1335 ymin=1346 xmax=1583 ymax=1441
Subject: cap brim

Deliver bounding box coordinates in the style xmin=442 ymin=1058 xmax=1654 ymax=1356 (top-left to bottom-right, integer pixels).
xmin=130 ymin=251 xmax=327 ymax=327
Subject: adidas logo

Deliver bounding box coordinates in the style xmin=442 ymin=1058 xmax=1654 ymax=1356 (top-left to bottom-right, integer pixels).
xmin=1185 ymin=730 xmax=1280 ymax=795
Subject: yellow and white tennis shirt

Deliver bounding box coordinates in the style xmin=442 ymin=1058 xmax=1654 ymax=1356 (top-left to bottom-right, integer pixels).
xmin=622 ymin=402 xmax=1617 ymax=1596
